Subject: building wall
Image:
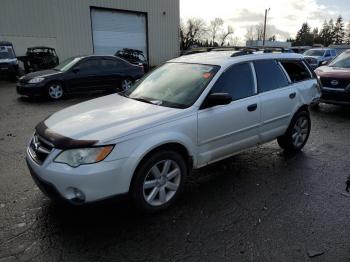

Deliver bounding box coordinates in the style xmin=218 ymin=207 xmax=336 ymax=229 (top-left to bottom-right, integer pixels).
xmin=0 ymin=0 xmax=180 ymax=66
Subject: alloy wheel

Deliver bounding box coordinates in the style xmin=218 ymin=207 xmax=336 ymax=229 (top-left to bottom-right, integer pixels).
xmin=143 ymin=159 xmax=181 ymax=206
xmin=48 ymin=84 xmax=63 ymax=99
xmin=292 ymin=116 xmax=309 ymax=148
xmin=121 ymin=79 xmax=132 ymax=91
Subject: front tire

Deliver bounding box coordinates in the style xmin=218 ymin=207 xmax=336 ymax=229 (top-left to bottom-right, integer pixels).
xmin=277 ymin=110 xmax=311 ymax=152
xmin=131 ymin=150 xmax=187 ymax=212
xmin=47 ymin=82 xmax=64 ymax=100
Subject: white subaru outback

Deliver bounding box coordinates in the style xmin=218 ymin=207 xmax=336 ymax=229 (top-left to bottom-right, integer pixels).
xmin=26 ymin=51 xmax=321 ymax=211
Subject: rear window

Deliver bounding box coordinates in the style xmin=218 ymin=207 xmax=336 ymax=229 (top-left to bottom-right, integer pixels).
xmin=254 ymin=60 xmax=289 ymax=93
xmin=280 ymin=60 xmax=312 ymax=83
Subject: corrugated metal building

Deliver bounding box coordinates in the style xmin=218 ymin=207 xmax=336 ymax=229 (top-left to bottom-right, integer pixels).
xmin=0 ymin=0 xmax=180 ymax=66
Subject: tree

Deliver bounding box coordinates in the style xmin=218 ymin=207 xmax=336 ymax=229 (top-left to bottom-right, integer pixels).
xmin=312 ymin=27 xmax=322 ymax=44
xmin=219 ymin=25 xmax=234 ymax=46
xmin=345 ymin=22 xmax=350 ymax=44
xmin=255 ymin=23 xmax=264 ymax=41
xmin=295 ymin=23 xmax=313 ymax=46
xmin=333 ymin=16 xmax=345 ymax=44
xmin=208 ymin=18 xmax=224 ymax=45
xmin=319 ymin=20 xmax=332 ymax=46
xmin=180 ymin=18 xmax=207 ymax=50
xmin=245 ymin=26 xmax=255 ymax=41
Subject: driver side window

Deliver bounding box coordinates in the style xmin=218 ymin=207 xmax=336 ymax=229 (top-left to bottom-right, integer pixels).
xmin=210 ymin=63 xmax=255 ymax=100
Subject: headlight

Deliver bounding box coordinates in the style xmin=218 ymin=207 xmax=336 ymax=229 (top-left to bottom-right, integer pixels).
xmin=54 ymin=146 xmax=114 ymax=167
xmin=28 ymin=77 xmax=45 ymax=84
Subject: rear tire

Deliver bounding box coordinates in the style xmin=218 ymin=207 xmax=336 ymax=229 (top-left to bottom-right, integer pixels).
xmin=277 ymin=110 xmax=311 ymax=152
xmin=131 ymin=150 xmax=187 ymax=212
xmin=120 ymin=78 xmax=133 ymax=92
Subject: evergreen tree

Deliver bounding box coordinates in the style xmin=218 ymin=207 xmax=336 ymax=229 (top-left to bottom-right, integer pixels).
xmin=345 ymin=23 xmax=350 ymax=45
xmin=333 ymin=16 xmax=345 ymax=44
xmin=319 ymin=20 xmax=332 ymax=46
xmin=312 ymin=27 xmax=321 ymax=44
xmin=295 ymin=23 xmax=313 ymax=46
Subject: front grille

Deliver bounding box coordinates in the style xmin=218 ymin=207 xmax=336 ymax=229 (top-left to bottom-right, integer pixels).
xmin=19 ymin=78 xmax=29 ymax=84
xmin=320 ymin=77 xmax=350 ymax=89
xmin=28 ymin=133 xmax=53 ymax=164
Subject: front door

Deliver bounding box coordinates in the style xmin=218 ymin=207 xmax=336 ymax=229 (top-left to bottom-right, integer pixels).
xmin=66 ymin=58 xmax=102 ymax=93
xmin=197 ymin=62 xmax=261 ymax=166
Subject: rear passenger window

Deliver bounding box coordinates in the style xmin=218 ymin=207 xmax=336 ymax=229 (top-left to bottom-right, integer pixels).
xmin=280 ymin=60 xmax=312 ymax=83
xmin=254 ymin=60 xmax=289 ymax=93
xmin=210 ymin=63 xmax=255 ymax=100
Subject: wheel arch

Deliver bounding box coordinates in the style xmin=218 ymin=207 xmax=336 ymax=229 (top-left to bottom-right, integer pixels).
xmin=128 ymin=141 xmax=194 ymax=192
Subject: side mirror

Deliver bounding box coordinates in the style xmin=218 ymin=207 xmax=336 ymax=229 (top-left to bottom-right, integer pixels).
xmin=72 ymin=67 xmax=80 ymax=73
xmin=321 ymin=61 xmax=329 ymax=66
xmin=202 ymin=93 xmax=232 ymax=109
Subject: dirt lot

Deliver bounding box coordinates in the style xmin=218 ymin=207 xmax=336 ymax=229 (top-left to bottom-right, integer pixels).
xmin=0 ymin=80 xmax=349 ymax=262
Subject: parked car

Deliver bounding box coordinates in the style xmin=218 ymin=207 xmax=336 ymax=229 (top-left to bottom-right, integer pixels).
xmin=291 ymin=46 xmax=312 ymax=54
xmin=26 ymin=51 xmax=320 ymax=211
xmin=115 ymin=48 xmax=149 ymax=72
xmin=17 ymin=55 xmax=144 ymax=100
xmin=0 ymin=41 xmax=19 ymax=81
xmin=17 ymin=46 xmax=59 ymax=74
xmin=315 ymin=50 xmax=350 ymax=106
xmin=303 ymin=48 xmax=337 ymax=69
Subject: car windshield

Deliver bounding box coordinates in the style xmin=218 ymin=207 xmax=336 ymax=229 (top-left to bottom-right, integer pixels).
xmin=124 ymin=63 xmax=219 ymax=109
xmin=303 ymin=50 xmax=325 ymax=57
xmin=0 ymin=46 xmax=15 ymax=59
xmin=54 ymin=57 xmax=82 ymax=71
xmin=329 ymin=52 xmax=350 ymax=68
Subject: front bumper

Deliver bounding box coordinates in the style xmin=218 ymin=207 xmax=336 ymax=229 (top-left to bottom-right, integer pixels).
xmin=26 ymin=147 xmax=133 ymax=204
xmin=320 ymin=88 xmax=350 ymax=106
xmin=0 ymin=64 xmax=18 ymax=75
xmin=16 ymin=82 xmax=46 ymax=96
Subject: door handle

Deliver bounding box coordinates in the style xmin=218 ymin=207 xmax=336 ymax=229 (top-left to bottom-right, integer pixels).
xmin=247 ymin=104 xmax=257 ymax=112
xmin=289 ymin=92 xmax=296 ymax=99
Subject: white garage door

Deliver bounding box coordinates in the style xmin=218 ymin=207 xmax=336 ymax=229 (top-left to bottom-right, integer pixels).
xmin=91 ymin=8 xmax=147 ymax=58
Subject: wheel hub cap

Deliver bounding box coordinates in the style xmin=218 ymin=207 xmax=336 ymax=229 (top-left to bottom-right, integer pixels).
xmin=292 ymin=116 xmax=309 ymax=147
xmin=143 ymin=159 xmax=181 ymax=206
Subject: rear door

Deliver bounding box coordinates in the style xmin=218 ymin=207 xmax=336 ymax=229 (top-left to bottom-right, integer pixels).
xmin=197 ymin=62 xmax=261 ymax=166
xmin=280 ymin=59 xmax=317 ymax=108
xmin=254 ymin=60 xmax=294 ymax=142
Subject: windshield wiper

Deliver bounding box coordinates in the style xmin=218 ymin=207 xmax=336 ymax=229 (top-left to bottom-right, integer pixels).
xmin=131 ymin=97 xmax=155 ymax=105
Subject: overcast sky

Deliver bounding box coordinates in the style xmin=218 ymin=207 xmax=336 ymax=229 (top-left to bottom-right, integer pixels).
xmin=180 ymin=0 xmax=350 ymax=43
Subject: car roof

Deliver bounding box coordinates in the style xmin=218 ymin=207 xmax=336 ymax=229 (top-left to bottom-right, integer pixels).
xmin=28 ymin=46 xmax=55 ymax=50
xmin=169 ymin=51 xmax=303 ymax=67
xmin=308 ymin=48 xmax=334 ymax=51
xmin=0 ymin=41 xmax=13 ymax=46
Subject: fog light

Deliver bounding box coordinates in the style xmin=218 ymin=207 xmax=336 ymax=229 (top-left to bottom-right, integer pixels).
xmin=71 ymin=188 xmax=85 ymax=204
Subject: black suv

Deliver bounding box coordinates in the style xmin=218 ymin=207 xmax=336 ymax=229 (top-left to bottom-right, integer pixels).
xmin=0 ymin=41 xmax=19 ymax=81
xmin=115 ymin=48 xmax=149 ymax=72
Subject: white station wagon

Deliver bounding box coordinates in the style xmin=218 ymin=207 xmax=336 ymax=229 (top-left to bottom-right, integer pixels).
xmin=26 ymin=51 xmax=321 ymax=211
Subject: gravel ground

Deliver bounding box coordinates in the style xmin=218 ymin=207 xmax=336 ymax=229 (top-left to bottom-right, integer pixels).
xmin=0 ymin=80 xmax=349 ymax=262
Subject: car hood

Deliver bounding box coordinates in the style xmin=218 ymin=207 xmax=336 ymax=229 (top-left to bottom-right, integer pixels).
xmin=304 ymin=55 xmax=321 ymax=60
xmin=22 ymin=69 xmax=61 ymax=80
xmin=315 ymin=66 xmax=350 ymax=79
xmin=44 ymin=94 xmax=188 ymax=143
